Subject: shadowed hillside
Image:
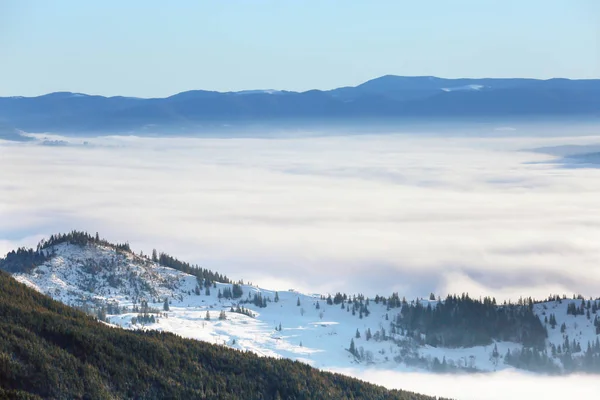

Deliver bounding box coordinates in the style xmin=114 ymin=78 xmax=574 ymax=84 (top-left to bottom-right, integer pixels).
xmin=0 ymin=270 xmax=451 ymax=400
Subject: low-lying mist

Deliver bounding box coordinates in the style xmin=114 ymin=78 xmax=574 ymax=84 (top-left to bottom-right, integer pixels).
xmin=332 ymin=368 xmax=599 ymax=399
xmin=2 ymin=123 xmax=600 ymax=302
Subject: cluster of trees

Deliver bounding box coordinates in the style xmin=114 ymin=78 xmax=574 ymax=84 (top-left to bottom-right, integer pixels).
xmin=39 ymin=231 xmax=132 ymax=252
xmin=229 ymin=304 xmax=255 ymax=318
xmin=349 ymin=298 xmax=370 ymax=319
xmin=395 ymin=294 xmax=547 ymax=348
xmin=203 ymin=310 xmax=229 ymax=321
xmin=131 ymin=299 xmax=159 ymax=314
xmin=321 ymin=293 xmax=373 ymax=319
xmin=581 ymin=338 xmax=600 ymax=372
xmin=92 ymin=301 xmax=131 ymax=322
xmin=566 ymin=299 xmax=599 ymax=318
xmin=195 ymin=277 xmax=216 ymax=296
xmin=251 ymin=293 xmax=268 ymax=308
xmin=132 ymin=313 xmax=157 ymax=325
xmin=0 ymin=247 xmax=49 ymax=273
xmin=0 ymin=271 xmax=451 ymax=400
xmin=325 ymin=292 xmax=346 ymax=305
xmin=219 ymin=284 xmax=244 ymax=299
xmin=155 ymin=251 xmax=231 ymax=284
xmin=542 ymin=293 xmax=600 ymax=303
xmin=237 ymin=291 xmax=269 ymax=308
xmin=546 ymin=313 xmax=558 ymax=329
xmin=504 ymin=347 xmax=561 ymax=373
xmin=348 ymin=338 xmax=376 ymax=364
xmin=504 ymin=338 xmax=600 ymax=373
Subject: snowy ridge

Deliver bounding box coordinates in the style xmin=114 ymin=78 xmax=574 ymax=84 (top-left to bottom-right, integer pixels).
xmin=14 ymin=243 xmax=190 ymax=307
xmin=441 ymin=84 xmax=484 ymax=92
xmin=11 ymin=242 xmax=600 ymax=375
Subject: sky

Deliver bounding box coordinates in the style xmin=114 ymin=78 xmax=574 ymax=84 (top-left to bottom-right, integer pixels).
xmin=1 ymin=0 xmax=599 ymax=97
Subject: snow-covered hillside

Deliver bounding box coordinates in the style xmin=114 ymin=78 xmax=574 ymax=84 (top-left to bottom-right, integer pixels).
xmin=11 ymin=241 xmax=600 ymax=375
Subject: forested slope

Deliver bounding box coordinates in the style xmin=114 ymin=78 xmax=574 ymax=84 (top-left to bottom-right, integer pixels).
xmin=0 ymin=271 xmax=451 ymax=400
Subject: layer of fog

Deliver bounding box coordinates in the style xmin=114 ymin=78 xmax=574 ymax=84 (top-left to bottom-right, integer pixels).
xmin=332 ymin=368 xmax=599 ymax=400
xmin=2 ymin=124 xmax=600 ymax=301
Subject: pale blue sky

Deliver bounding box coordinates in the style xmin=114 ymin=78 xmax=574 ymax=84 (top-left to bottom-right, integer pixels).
xmin=1 ymin=0 xmax=599 ymax=97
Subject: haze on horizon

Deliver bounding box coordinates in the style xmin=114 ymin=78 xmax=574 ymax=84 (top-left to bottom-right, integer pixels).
xmin=1 ymin=0 xmax=599 ymax=97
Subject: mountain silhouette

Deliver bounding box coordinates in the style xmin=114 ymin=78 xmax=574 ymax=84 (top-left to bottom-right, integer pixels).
xmin=1 ymin=76 xmax=599 ymax=135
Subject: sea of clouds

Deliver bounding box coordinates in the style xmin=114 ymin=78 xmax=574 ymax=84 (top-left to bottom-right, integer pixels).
xmin=3 ymin=123 xmax=600 ymax=398
xmin=332 ymin=368 xmax=599 ymax=399
xmin=2 ymin=124 xmax=600 ymax=302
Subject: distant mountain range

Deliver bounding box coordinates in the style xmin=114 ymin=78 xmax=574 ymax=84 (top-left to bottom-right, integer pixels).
xmin=1 ymin=75 xmax=600 ymax=135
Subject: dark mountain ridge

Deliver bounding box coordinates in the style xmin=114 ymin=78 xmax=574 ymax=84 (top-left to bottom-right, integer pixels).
xmin=0 ymin=268 xmax=451 ymax=400
xmin=1 ymin=76 xmax=599 ymax=136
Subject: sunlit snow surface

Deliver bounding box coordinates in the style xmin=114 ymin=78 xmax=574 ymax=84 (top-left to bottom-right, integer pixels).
xmin=13 ymin=243 xmax=599 ymax=374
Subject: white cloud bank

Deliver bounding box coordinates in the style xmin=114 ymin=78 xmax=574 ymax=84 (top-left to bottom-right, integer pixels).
xmin=332 ymin=368 xmax=600 ymax=400
xmin=2 ymin=125 xmax=600 ymax=301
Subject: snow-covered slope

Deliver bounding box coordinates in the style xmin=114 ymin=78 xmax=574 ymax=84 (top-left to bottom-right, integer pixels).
xmin=14 ymin=243 xmax=191 ymax=307
xmin=12 ymin=242 xmax=600 ymax=375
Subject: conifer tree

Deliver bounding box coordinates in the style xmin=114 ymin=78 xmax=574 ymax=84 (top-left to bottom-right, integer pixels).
xmin=163 ymin=298 xmax=169 ymax=312
xmin=549 ymin=313 xmax=557 ymax=329
xmin=232 ymin=284 xmax=243 ymax=299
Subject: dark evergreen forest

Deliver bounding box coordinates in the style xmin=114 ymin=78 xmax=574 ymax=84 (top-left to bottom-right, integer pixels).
xmin=0 ymin=270 xmax=451 ymax=400
xmin=394 ymin=294 xmax=547 ymax=348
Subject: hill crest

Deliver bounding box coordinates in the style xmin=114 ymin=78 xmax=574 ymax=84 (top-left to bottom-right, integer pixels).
xmin=2 ymin=76 xmax=599 ymax=135
xmin=3 ymin=231 xmax=600 ymax=376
